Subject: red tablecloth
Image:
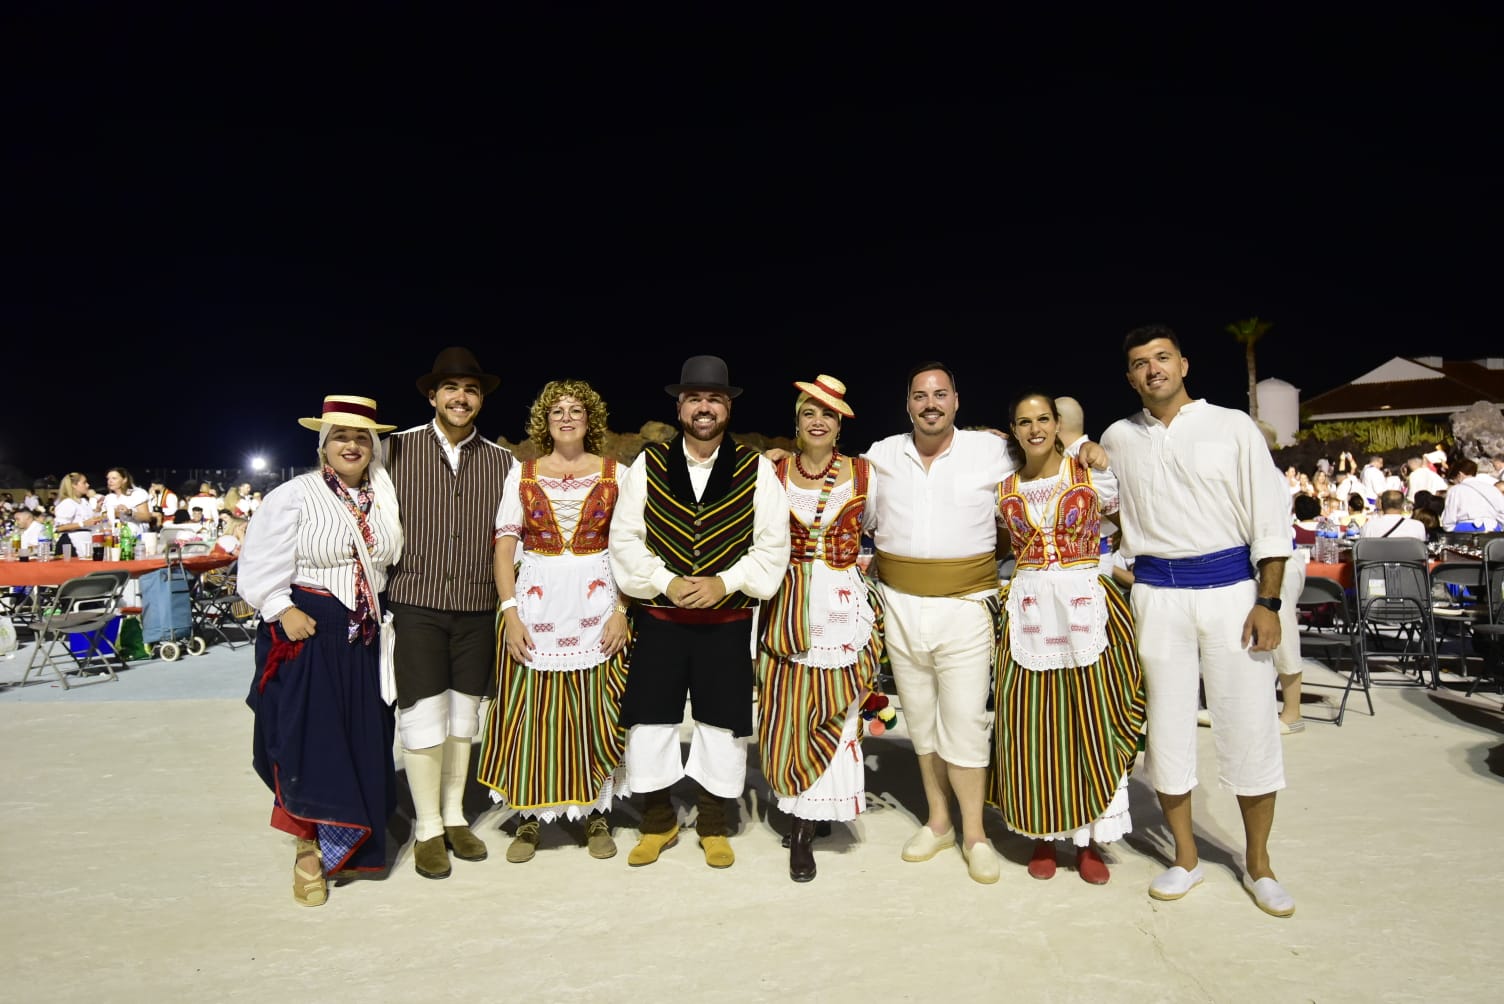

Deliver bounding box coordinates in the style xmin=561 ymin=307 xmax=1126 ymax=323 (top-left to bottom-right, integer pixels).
xmin=0 ymin=553 xmax=234 ymax=588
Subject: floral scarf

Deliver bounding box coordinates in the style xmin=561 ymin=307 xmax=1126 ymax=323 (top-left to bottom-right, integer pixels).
xmin=322 ymin=464 xmax=379 ymax=645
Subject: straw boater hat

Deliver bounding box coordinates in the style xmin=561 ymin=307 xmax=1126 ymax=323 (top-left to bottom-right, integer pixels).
xmin=665 ymin=355 xmax=743 ymax=398
xmin=416 ymin=346 xmax=501 ymax=396
xmin=792 ymin=374 xmax=854 ymax=418
xmin=297 ymin=395 xmax=398 ymax=433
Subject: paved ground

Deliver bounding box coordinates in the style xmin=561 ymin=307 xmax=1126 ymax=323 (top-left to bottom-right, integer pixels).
xmin=2 ymin=632 xmax=1502 ymax=1003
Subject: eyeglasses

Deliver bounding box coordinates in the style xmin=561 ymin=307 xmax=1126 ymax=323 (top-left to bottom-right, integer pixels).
xmin=548 ymin=406 xmax=587 ymax=420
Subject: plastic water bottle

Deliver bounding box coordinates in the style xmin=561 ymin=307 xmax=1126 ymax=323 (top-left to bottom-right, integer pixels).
xmin=1314 ymin=518 xmax=1335 ymax=564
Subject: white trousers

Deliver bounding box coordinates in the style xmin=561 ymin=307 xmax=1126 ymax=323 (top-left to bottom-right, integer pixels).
xmin=1273 ymin=550 xmax=1308 ymax=677
xmin=1133 ymin=579 xmax=1286 ymax=797
xmin=624 ymin=721 xmax=747 ymax=799
xmin=879 ymin=587 xmax=994 ymax=768
xmin=398 ymin=689 xmax=483 ymax=751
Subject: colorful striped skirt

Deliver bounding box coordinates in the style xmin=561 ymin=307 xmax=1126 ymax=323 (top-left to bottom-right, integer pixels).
xmin=988 ymin=576 xmax=1145 ymax=839
xmin=756 ymin=629 xmax=883 ymax=802
xmin=476 ymin=642 xmax=629 ymax=817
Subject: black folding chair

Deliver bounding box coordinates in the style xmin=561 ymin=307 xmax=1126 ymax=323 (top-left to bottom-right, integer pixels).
xmin=1295 ymin=574 xmax=1370 ymax=725
xmin=1465 ymin=538 xmax=1504 ymax=699
xmin=190 ymin=557 xmax=257 ymax=649
xmin=1352 ymin=536 xmax=1439 ymax=690
xmin=21 ymin=570 xmax=130 ymax=690
xmin=1430 ymin=560 xmax=1487 ymax=680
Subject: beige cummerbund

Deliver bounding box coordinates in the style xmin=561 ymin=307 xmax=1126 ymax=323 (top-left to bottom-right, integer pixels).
xmin=876 ymin=550 xmax=999 ymax=598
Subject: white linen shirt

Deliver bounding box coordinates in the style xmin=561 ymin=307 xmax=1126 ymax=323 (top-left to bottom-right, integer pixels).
xmin=1440 ymin=476 xmax=1504 ymax=531
xmin=1100 ymin=400 xmax=1290 ymax=566
xmin=609 ymin=438 xmax=791 ymax=602
xmin=862 ymin=428 xmax=1017 ymax=559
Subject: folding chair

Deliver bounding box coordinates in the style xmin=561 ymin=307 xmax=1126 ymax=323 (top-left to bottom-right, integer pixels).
xmin=190 ymin=558 xmax=257 ymax=649
xmin=1430 ymin=560 xmax=1487 ymax=679
xmin=1465 ymin=538 xmax=1504 ymax=699
xmin=21 ymin=570 xmax=130 ymax=690
xmin=1352 ymin=536 xmax=1439 ymax=690
xmin=1295 ymin=574 xmax=1369 ymax=725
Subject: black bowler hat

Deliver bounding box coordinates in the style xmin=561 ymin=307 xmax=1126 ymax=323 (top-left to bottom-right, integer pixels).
xmin=665 ymin=355 xmax=743 ymax=399
xmin=416 ymin=347 xmax=501 ymax=396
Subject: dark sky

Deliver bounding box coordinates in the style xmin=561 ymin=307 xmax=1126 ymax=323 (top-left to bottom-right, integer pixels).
xmin=3 ymin=10 xmax=1498 ymax=483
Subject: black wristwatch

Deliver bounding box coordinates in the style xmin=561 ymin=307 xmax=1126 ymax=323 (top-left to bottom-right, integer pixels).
xmin=1254 ymin=596 xmax=1282 ymax=612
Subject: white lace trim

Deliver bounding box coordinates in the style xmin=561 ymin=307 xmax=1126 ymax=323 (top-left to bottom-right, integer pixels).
xmin=488 ymin=764 xmax=630 ymax=823
xmin=1007 ymin=773 xmax=1133 ymax=847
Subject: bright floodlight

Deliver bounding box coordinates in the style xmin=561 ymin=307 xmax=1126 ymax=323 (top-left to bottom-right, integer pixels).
xmin=251 ymin=456 xmax=267 ymax=472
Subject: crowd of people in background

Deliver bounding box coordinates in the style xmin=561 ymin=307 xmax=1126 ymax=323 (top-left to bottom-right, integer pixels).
xmin=1282 ymin=445 xmax=1504 ymax=539
xmin=0 ymin=474 xmax=264 ymax=559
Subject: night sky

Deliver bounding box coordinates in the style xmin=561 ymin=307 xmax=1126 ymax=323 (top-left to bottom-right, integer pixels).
xmin=4 ymin=11 xmax=1498 ymax=483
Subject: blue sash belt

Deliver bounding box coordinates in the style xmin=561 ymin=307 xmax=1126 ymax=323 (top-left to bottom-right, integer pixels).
xmin=1452 ymin=520 xmax=1499 ymax=533
xmin=1133 ymin=546 xmax=1255 ymax=589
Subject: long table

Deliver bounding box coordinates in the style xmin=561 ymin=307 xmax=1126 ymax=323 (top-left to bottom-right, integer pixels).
xmin=0 ymin=553 xmax=235 ymax=589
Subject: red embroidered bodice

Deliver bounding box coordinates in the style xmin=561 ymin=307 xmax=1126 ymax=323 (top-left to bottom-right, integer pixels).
xmin=775 ymin=455 xmax=870 ymax=569
xmin=997 ymin=455 xmax=1101 ymax=571
xmin=518 ymin=457 xmax=619 ymax=556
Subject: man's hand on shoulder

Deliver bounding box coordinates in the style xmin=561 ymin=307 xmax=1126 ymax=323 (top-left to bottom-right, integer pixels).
xmin=1079 ymin=440 xmax=1109 ymax=470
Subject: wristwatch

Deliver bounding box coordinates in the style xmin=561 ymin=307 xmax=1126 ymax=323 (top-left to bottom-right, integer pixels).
xmin=1254 ymin=596 xmax=1282 ymax=612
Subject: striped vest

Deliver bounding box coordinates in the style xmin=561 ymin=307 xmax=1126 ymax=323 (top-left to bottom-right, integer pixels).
xmin=384 ymin=423 xmax=514 ymax=612
xmin=642 ymin=437 xmax=759 ymax=609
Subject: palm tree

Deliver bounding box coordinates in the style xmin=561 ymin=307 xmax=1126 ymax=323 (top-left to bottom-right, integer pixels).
xmin=1226 ymin=316 xmax=1273 ymax=420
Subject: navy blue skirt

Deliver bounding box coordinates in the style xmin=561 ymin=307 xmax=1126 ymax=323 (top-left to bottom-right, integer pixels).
xmin=247 ymin=587 xmax=396 ymax=872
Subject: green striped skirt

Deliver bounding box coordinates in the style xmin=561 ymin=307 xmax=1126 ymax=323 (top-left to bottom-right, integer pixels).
xmin=476 ymin=642 xmax=629 ymax=814
xmin=987 ymin=576 xmax=1145 ymax=838
xmin=757 ymin=630 xmax=883 ymax=800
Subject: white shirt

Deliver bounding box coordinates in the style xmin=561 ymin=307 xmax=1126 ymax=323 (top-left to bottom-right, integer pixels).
xmin=862 ymin=428 xmax=1018 ymax=560
xmin=1358 ymin=513 xmax=1427 ymax=541
xmin=1360 ymin=465 xmax=1386 ymax=503
xmin=103 ymin=487 xmax=151 ymax=532
xmin=239 ymin=473 xmax=402 ymax=622
xmin=53 ymin=496 xmax=97 ymax=556
xmin=1407 ymin=465 xmax=1447 ymax=497
xmin=22 ymin=493 xmax=40 ymax=510
xmin=1100 ymin=400 xmax=1291 ymax=565
xmin=1333 ymin=474 xmax=1363 ymax=506
xmin=1440 ymin=476 xmax=1504 ymax=531
xmin=609 ymin=438 xmax=791 ymax=602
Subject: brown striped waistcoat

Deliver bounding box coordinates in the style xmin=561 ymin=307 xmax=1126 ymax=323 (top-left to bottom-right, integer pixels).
xmin=384 ymin=422 xmax=514 ymax=612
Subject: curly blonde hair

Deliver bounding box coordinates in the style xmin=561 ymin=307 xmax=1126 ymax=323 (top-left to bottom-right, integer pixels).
xmin=525 ymin=379 xmax=609 ymax=455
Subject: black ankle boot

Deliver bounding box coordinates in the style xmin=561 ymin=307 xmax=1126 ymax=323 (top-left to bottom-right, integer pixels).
xmin=789 ymin=818 xmax=817 ymax=882
xmin=782 ymin=818 xmax=832 ymax=848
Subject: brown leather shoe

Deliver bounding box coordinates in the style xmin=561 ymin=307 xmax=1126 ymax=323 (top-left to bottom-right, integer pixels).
xmin=788 ymin=819 xmax=816 ymax=883
xmin=627 ymin=826 xmax=680 ymax=866
xmin=445 ymin=824 xmax=489 ymax=862
xmin=413 ymin=834 xmax=452 ymax=879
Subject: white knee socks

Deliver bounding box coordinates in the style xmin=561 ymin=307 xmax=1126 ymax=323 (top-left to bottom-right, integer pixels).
xmin=403 ymin=744 xmax=444 ymax=842
xmin=441 ymin=736 xmax=474 ymax=828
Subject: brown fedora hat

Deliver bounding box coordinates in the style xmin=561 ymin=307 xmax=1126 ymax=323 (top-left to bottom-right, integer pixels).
xmin=416 ymin=346 xmax=501 ymax=396
xmin=665 ymin=354 xmax=742 ymax=399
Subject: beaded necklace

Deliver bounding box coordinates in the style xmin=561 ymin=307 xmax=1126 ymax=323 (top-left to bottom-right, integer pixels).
xmin=794 ymin=449 xmax=839 ymax=481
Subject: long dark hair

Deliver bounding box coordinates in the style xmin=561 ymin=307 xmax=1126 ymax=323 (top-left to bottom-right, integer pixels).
xmin=1006 ymin=389 xmax=1063 ymax=463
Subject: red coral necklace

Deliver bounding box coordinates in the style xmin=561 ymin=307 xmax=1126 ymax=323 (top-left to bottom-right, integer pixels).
xmin=795 ymin=450 xmax=839 ymax=480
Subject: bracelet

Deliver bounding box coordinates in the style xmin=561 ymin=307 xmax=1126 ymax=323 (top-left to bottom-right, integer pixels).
xmin=614 ymin=601 xmax=630 ymax=616
xmin=499 ymin=597 xmax=518 ymax=613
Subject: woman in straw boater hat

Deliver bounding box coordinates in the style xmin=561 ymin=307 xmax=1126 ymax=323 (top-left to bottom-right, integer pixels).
xmin=756 ymin=375 xmax=887 ymax=882
xmin=476 ymin=379 xmax=633 ymax=863
xmin=240 ymin=395 xmax=405 ymax=907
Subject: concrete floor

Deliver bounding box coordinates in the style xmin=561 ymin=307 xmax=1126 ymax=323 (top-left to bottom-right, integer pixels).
xmin=1 ymin=637 xmax=1502 ymax=1003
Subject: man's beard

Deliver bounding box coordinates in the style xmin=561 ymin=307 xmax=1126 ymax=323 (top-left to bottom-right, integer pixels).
xmin=682 ymin=412 xmax=727 ymax=442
